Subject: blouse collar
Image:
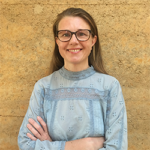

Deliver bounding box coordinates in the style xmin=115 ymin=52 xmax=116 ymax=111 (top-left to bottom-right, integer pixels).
xmin=59 ymin=66 xmax=96 ymax=80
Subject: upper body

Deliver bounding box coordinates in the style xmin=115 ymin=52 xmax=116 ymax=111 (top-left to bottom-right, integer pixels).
xmin=18 ymin=7 xmax=128 ymax=150
xmin=18 ymin=66 xmax=127 ymax=150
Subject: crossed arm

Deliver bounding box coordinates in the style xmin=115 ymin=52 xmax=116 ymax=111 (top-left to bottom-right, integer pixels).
xmin=18 ymin=79 xmax=127 ymax=150
xmin=27 ymin=116 xmax=105 ymax=150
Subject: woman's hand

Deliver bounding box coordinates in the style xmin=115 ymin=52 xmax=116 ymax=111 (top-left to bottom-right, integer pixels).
xmin=27 ymin=116 xmax=52 ymax=142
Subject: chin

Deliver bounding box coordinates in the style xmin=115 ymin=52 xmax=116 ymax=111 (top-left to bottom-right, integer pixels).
xmin=68 ymin=59 xmax=81 ymax=64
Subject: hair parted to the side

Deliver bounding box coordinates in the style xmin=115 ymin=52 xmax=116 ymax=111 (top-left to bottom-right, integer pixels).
xmin=50 ymin=7 xmax=108 ymax=74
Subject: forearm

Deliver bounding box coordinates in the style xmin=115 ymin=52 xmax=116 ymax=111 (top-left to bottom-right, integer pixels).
xmin=65 ymin=138 xmax=89 ymax=150
xmin=65 ymin=137 xmax=104 ymax=150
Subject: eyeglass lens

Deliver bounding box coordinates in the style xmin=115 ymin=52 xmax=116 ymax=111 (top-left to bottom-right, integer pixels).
xmin=58 ymin=30 xmax=90 ymax=41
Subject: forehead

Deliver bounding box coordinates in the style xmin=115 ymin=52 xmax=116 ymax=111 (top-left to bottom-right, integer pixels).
xmin=58 ymin=16 xmax=91 ymax=31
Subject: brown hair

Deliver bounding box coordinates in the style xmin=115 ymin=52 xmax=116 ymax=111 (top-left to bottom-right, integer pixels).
xmin=50 ymin=7 xmax=107 ymax=74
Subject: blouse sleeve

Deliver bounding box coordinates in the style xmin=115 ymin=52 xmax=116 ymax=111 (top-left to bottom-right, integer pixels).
xmin=18 ymin=81 xmax=66 ymax=150
xmin=99 ymin=79 xmax=128 ymax=150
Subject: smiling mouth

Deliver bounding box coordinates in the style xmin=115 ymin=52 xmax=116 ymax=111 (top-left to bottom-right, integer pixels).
xmin=67 ymin=49 xmax=82 ymax=52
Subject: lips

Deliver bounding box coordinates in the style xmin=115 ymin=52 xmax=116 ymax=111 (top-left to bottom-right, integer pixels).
xmin=68 ymin=49 xmax=81 ymax=52
xmin=67 ymin=49 xmax=82 ymax=53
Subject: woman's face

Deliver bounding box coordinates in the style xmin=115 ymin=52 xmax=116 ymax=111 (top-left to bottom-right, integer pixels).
xmin=56 ymin=16 xmax=97 ymax=70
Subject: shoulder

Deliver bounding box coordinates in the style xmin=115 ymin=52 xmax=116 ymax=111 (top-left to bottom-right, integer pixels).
xmin=93 ymin=72 xmax=121 ymax=91
xmin=95 ymin=72 xmax=117 ymax=82
xmin=34 ymin=70 xmax=60 ymax=89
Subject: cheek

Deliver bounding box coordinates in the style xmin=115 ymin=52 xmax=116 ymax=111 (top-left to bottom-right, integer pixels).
xmin=58 ymin=43 xmax=68 ymax=50
xmin=83 ymin=41 xmax=93 ymax=50
xmin=58 ymin=44 xmax=67 ymax=58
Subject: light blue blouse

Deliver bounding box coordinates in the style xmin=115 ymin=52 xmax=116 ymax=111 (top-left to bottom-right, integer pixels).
xmin=18 ymin=66 xmax=128 ymax=150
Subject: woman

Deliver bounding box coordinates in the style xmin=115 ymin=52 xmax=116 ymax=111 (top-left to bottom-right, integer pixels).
xmin=18 ymin=8 xmax=128 ymax=150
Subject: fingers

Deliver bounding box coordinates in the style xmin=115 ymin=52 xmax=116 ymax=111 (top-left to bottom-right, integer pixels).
xmin=27 ymin=133 xmax=37 ymax=141
xmin=37 ymin=116 xmax=48 ymax=133
xmin=27 ymin=117 xmax=52 ymax=142
xmin=27 ymin=123 xmax=41 ymax=139
xmin=28 ymin=118 xmax=44 ymax=135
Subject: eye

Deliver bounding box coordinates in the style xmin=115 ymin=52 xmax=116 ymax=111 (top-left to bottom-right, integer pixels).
xmin=82 ymin=33 xmax=86 ymax=36
xmin=77 ymin=31 xmax=88 ymax=37
xmin=58 ymin=31 xmax=71 ymax=38
xmin=79 ymin=32 xmax=86 ymax=36
xmin=62 ymin=33 xmax=70 ymax=37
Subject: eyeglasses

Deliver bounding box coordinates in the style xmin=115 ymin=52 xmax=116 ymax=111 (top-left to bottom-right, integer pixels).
xmin=57 ymin=29 xmax=92 ymax=42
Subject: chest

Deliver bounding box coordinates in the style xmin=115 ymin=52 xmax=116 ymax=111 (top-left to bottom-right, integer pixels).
xmin=43 ymin=98 xmax=106 ymax=141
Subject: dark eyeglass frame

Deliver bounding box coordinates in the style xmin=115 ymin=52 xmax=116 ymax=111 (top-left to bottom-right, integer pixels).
xmin=57 ymin=29 xmax=92 ymax=42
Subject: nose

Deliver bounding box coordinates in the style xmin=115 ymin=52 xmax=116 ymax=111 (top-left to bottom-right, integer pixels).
xmin=69 ymin=34 xmax=79 ymax=44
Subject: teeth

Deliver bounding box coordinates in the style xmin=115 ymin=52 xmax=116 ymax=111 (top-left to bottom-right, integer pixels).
xmin=69 ymin=49 xmax=81 ymax=52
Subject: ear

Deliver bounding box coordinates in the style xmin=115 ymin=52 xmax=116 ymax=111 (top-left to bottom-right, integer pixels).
xmin=55 ymin=37 xmax=59 ymax=45
xmin=91 ymin=35 xmax=97 ymax=47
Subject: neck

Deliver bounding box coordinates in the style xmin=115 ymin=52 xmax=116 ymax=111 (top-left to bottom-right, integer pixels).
xmin=64 ymin=63 xmax=90 ymax=72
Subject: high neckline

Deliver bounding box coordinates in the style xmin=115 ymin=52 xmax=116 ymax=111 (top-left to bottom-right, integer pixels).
xmin=59 ymin=66 xmax=96 ymax=80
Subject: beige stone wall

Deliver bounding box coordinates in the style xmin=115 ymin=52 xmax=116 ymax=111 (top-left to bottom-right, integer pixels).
xmin=0 ymin=0 xmax=150 ymax=149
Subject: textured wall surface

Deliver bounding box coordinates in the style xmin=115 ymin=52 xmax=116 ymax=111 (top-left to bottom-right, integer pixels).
xmin=0 ymin=0 xmax=150 ymax=150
